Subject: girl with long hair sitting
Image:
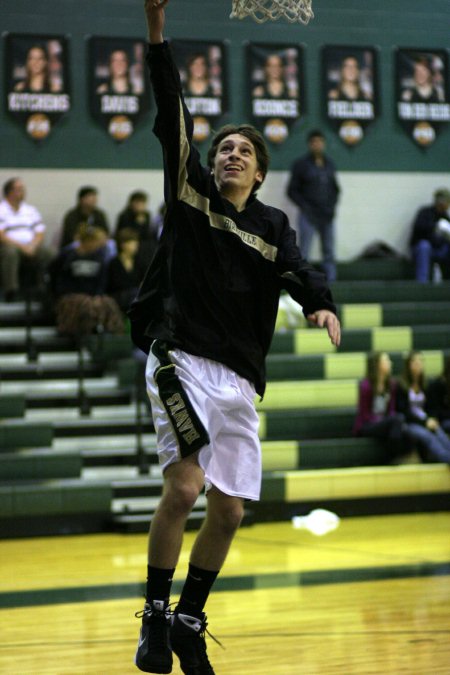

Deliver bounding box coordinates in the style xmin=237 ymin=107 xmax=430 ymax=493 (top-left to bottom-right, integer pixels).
xmin=396 ymin=351 xmax=450 ymax=463
xmin=353 ymin=351 xmax=406 ymax=457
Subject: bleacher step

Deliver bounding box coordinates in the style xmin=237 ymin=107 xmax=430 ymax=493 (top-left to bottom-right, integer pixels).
xmin=330 ymin=280 xmax=450 ymax=303
xmin=82 ymin=466 xmax=142 ymax=481
xmin=111 ymin=477 xmax=165 ymax=498
xmin=25 ymin=391 xmax=131 ymax=409
xmin=112 ymin=509 xmax=208 ymax=533
xmin=0 ymin=351 xmax=90 ymax=367
xmin=81 ymin=445 xmax=158 ymax=467
xmin=26 ymin=403 xmax=139 ymax=423
xmin=0 ymin=363 xmax=104 ymax=381
xmin=53 ymin=433 xmax=157 ymax=452
xmin=270 ymin=324 xmax=450 ymax=355
xmin=0 ymin=448 xmax=82 ymax=479
xmin=0 ymin=302 xmax=52 ymax=328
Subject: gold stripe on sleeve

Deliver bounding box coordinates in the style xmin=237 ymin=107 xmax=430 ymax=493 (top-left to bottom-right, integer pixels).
xmin=176 ymin=97 xmax=278 ymax=263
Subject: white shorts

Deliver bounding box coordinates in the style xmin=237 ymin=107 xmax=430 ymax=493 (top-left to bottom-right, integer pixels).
xmin=145 ymin=341 xmax=262 ymax=501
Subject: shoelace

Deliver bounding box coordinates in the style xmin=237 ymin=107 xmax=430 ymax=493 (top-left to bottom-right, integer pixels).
xmin=135 ymin=597 xmax=180 ymax=619
xmin=199 ymin=618 xmax=224 ymax=651
xmin=135 ymin=603 xmax=172 ymax=651
xmin=134 ymin=605 xmax=172 ymax=621
xmin=135 ymin=603 xmax=225 ymax=651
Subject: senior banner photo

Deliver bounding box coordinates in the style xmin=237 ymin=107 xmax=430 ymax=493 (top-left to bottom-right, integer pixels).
xmin=323 ymin=45 xmax=378 ymax=146
xmin=4 ymin=33 xmax=70 ymax=141
xmin=88 ymin=36 xmax=149 ymax=142
xmin=396 ymin=48 xmax=450 ymax=147
xmin=170 ymin=39 xmax=228 ymax=143
xmin=247 ymin=42 xmax=303 ymax=144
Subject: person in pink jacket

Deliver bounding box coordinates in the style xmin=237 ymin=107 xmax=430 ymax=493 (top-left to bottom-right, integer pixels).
xmin=353 ymin=351 xmax=406 ymax=456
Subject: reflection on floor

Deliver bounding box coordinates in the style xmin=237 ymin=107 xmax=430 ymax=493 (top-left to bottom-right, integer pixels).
xmin=1 ymin=513 xmax=449 ymax=674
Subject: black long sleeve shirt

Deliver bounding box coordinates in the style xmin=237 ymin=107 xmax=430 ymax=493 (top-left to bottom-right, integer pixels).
xmin=409 ymin=205 xmax=450 ymax=248
xmin=50 ymin=246 xmax=109 ymax=298
xmin=129 ymin=41 xmax=337 ymax=396
xmin=426 ymin=377 xmax=450 ymax=424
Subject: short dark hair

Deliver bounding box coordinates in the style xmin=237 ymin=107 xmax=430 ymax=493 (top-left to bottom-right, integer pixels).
xmin=207 ymin=124 xmax=270 ymax=191
xmin=434 ymin=188 xmax=450 ymax=203
xmin=129 ymin=190 xmax=148 ymax=204
xmin=308 ymin=129 xmax=325 ymax=141
xmin=77 ymin=186 xmax=97 ymax=201
xmin=78 ymin=224 xmax=107 ymax=245
xmin=116 ymin=227 xmax=140 ymax=248
xmin=3 ymin=178 xmax=19 ymax=197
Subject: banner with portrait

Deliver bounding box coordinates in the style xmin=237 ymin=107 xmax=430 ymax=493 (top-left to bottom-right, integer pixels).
xmin=396 ymin=48 xmax=450 ymax=147
xmin=170 ymin=39 xmax=228 ymax=143
xmin=247 ymin=42 xmax=303 ymax=144
xmin=323 ymin=46 xmax=378 ymax=146
xmin=4 ymin=33 xmax=70 ymax=141
xmin=88 ymin=37 xmax=149 ymax=142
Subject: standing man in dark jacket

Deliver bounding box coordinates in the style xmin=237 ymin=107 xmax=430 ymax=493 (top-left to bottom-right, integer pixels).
xmin=131 ymin=3 xmax=340 ymax=674
xmin=287 ymin=129 xmax=340 ymax=282
xmin=409 ymin=188 xmax=450 ymax=282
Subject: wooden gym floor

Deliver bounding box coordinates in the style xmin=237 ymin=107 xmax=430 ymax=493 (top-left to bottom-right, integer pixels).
xmin=1 ymin=512 xmax=449 ymax=674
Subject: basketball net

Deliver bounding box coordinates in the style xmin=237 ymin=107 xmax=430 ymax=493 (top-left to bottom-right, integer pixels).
xmin=230 ymin=0 xmax=314 ymax=24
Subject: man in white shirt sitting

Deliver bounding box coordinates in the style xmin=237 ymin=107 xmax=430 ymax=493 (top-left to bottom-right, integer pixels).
xmin=0 ymin=177 xmax=53 ymax=301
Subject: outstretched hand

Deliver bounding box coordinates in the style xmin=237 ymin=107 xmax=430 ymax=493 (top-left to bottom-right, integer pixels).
xmin=144 ymin=0 xmax=169 ymax=44
xmin=306 ymin=310 xmax=341 ymax=347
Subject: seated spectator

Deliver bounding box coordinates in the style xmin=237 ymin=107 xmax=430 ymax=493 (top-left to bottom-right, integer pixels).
xmin=353 ymin=351 xmax=406 ymax=457
xmin=409 ymin=188 xmax=450 ymax=282
xmin=49 ymin=225 xmax=124 ymax=337
xmin=115 ymin=190 xmax=158 ymax=262
xmin=396 ymin=351 xmax=450 ymax=463
xmin=60 ymin=186 xmax=109 ymax=250
xmin=426 ymin=355 xmax=450 ymax=434
xmin=107 ymin=228 xmax=147 ymax=313
xmin=0 ymin=177 xmax=53 ymax=302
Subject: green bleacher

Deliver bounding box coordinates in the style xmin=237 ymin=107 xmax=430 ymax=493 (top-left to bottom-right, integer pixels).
xmin=1 ymin=269 xmax=449 ymax=536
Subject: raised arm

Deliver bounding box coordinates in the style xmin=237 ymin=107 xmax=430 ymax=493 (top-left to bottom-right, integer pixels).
xmin=144 ymin=0 xmax=168 ymax=45
xmin=143 ymin=0 xmax=206 ymax=208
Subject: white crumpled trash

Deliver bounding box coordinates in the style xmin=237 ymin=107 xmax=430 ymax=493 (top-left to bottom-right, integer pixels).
xmin=292 ymin=508 xmax=340 ymax=536
xmin=436 ymin=218 xmax=450 ymax=241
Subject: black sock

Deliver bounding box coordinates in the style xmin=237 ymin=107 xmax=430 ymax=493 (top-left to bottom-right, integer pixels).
xmin=146 ymin=565 xmax=175 ymax=606
xmin=176 ymin=563 xmax=219 ymax=618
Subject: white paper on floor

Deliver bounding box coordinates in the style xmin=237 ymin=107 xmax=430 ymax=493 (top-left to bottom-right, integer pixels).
xmin=292 ymin=508 xmax=340 ymax=536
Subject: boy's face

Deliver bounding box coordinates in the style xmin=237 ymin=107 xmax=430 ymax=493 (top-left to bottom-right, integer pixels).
xmin=435 ymin=197 xmax=450 ymax=214
xmin=308 ymin=135 xmax=325 ymax=156
xmin=213 ymin=133 xmax=263 ymax=196
xmin=80 ymin=192 xmax=97 ymax=211
xmin=131 ymin=198 xmax=147 ymax=214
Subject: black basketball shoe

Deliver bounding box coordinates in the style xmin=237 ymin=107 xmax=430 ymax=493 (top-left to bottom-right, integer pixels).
xmin=135 ymin=600 xmax=173 ymax=674
xmin=170 ymin=612 xmax=217 ymax=675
